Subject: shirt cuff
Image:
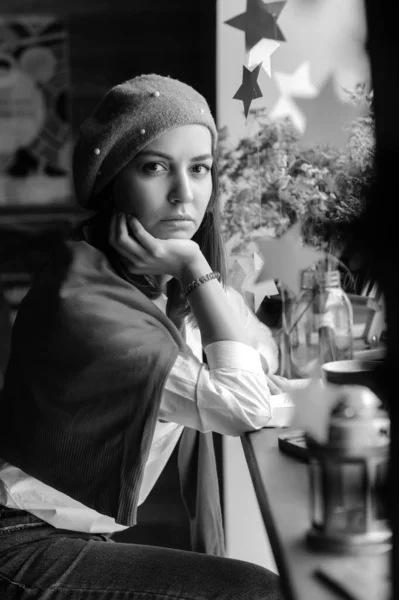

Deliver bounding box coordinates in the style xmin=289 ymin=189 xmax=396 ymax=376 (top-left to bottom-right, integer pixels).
xmin=204 ymin=341 xmax=264 ymax=374
xmin=265 ymin=393 xmax=296 ymax=428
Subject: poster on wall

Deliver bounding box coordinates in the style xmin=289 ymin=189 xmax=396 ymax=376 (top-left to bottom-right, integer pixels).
xmin=0 ymin=15 xmax=72 ymax=208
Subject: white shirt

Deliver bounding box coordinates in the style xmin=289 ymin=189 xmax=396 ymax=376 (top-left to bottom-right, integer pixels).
xmin=0 ymin=287 xmax=293 ymax=533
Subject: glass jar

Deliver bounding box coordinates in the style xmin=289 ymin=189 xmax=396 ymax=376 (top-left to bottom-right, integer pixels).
xmin=289 ymin=269 xmax=354 ymax=376
xmin=289 ymin=269 xmax=319 ymax=377
xmin=316 ymin=270 xmax=354 ymax=364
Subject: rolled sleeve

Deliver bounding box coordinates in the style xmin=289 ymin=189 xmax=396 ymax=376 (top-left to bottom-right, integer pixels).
xmin=204 ymin=341 xmax=265 ymax=374
xmin=158 ymin=341 xmax=272 ymax=437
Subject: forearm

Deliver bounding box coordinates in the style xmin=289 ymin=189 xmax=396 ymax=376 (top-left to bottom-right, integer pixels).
xmin=179 ymin=254 xmax=252 ymax=348
xmin=159 ymin=345 xmax=272 ymax=436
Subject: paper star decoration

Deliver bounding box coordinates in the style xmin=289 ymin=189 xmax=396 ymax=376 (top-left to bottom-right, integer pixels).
xmin=254 ymin=223 xmax=325 ymax=297
xmin=247 ymin=38 xmax=280 ymax=76
xmin=233 ymin=63 xmax=263 ymax=118
xmin=274 ymin=61 xmax=317 ymax=97
xmin=228 ymin=254 xmax=278 ymax=312
xmin=262 ymin=1 xmax=286 ymax=19
xmin=270 ymin=61 xmax=318 ymax=131
xmin=272 ymin=0 xmax=339 ymax=84
xmin=270 ymin=96 xmax=307 ymax=131
xmin=225 ymin=0 xmax=286 ymax=52
xmin=293 ymin=75 xmax=365 ymax=147
xmin=228 ymin=258 xmax=248 ymax=292
xmin=241 ymin=252 xmax=279 ymax=312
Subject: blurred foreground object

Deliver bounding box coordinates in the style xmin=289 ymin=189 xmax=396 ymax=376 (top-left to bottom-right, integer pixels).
xmin=306 ymin=385 xmax=391 ymax=554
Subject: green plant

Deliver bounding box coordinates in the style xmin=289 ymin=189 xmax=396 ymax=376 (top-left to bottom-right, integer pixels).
xmin=218 ymin=83 xmax=375 ymax=265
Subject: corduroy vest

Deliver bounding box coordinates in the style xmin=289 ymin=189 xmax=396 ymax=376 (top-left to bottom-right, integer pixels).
xmin=0 ymin=238 xmax=225 ymax=556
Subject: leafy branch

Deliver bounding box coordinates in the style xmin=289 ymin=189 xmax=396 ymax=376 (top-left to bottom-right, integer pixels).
xmin=218 ymin=82 xmax=375 ymax=267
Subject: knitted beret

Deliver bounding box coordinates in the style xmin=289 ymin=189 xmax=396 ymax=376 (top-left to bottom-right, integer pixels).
xmin=73 ymin=74 xmax=218 ymax=209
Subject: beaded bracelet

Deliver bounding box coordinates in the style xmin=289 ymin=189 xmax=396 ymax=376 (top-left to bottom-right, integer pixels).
xmin=181 ymin=271 xmax=220 ymax=299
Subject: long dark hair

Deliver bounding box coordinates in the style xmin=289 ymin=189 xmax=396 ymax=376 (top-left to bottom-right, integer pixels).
xmin=80 ymin=162 xmax=227 ymax=331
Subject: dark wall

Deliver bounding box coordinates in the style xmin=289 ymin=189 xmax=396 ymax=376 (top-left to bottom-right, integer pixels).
xmin=1 ymin=0 xmax=217 ymax=136
xmin=68 ymin=5 xmax=217 ymax=134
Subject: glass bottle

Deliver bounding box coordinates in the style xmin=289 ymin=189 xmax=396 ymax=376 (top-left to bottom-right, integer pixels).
xmin=273 ymin=280 xmax=296 ymax=378
xmin=289 ymin=269 xmax=319 ymax=377
xmin=289 ymin=269 xmax=354 ymax=377
xmin=315 ymin=270 xmax=354 ymax=364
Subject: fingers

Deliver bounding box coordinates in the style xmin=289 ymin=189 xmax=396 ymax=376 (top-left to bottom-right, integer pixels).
xmin=125 ymin=214 xmax=160 ymax=256
xmin=109 ymin=212 xmax=166 ymax=276
xmin=109 ymin=212 xmax=147 ymax=266
xmin=266 ymin=375 xmax=283 ymax=395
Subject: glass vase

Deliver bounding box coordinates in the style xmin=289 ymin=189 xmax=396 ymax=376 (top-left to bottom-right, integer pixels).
xmin=289 ymin=269 xmax=354 ymax=377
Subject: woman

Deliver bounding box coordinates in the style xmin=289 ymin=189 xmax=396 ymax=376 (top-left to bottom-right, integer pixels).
xmin=0 ymin=74 xmax=289 ymax=599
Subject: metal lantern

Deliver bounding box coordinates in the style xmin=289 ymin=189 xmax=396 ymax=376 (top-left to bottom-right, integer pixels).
xmin=306 ymin=385 xmax=391 ymax=554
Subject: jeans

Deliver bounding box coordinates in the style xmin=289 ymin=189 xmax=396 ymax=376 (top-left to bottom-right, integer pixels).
xmin=0 ymin=506 xmax=283 ymax=599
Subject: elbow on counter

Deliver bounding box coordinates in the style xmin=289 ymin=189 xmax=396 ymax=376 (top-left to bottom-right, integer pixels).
xmin=225 ymin=407 xmax=273 ymax=437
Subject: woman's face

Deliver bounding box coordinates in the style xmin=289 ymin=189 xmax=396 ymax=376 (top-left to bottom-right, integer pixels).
xmin=112 ymin=124 xmax=213 ymax=239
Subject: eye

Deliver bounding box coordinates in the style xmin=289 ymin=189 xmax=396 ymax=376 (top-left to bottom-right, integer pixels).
xmin=142 ymin=161 xmax=167 ymax=174
xmin=191 ymin=163 xmax=212 ymax=177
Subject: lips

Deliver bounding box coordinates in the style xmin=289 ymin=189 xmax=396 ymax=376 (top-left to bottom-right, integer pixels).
xmin=162 ymin=217 xmax=194 ymax=222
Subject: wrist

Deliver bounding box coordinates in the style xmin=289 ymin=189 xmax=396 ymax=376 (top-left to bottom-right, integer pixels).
xmin=179 ymin=251 xmax=211 ymax=287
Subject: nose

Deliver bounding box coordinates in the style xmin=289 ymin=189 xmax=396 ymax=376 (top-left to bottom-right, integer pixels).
xmin=168 ymin=171 xmax=194 ymax=204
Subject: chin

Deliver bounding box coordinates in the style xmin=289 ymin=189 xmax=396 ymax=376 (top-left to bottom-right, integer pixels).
xmin=158 ymin=231 xmax=192 ymax=240
xmin=152 ymin=224 xmax=197 ymax=240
